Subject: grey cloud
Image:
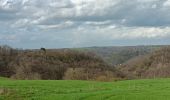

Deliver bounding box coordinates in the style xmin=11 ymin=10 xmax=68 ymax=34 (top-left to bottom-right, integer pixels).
xmin=1 ymin=0 xmax=170 ymax=48
xmin=0 ymin=0 xmax=170 ymax=26
xmin=23 ymin=0 xmax=170 ymax=27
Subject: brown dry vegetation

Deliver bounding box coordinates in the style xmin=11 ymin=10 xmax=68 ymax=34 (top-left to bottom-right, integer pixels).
xmin=0 ymin=45 xmax=122 ymax=80
xmin=119 ymin=46 xmax=170 ymax=79
xmin=1 ymin=45 xmax=170 ymax=81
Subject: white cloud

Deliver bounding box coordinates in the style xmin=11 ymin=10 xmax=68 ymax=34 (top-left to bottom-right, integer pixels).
xmin=117 ymin=27 xmax=170 ymax=39
xmin=0 ymin=0 xmax=170 ymax=48
xmin=38 ymin=21 xmax=74 ymax=29
xmin=163 ymin=0 xmax=170 ymax=7
xmin=85 ymin=20 xmax=111 ymax=25
xmin=72 ymin=26 xmax=170 ymax=42
xmin=11 ymin=18 xmax=30 ymax=28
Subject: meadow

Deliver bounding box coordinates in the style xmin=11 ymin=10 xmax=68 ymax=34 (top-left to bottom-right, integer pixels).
xmin=1 ymin=78 xmax=170 ymax=100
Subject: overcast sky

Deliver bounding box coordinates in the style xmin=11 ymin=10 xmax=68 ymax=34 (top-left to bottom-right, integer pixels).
xmin=0 ymin=0 xmax=170 ymax=49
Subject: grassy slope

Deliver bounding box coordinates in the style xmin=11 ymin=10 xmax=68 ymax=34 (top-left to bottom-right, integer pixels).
xmin=1 ymin=79 xmax=170 ymax=100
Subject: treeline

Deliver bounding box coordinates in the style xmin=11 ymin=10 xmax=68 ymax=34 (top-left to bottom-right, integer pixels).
xmin=0 ymin=45 xmax=123 ymax=81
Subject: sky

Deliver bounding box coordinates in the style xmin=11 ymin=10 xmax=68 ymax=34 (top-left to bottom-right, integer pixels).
xmin=0 ymin=0 xmax=170 ymax=49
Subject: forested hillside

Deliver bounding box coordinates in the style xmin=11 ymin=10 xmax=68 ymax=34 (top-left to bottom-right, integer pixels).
xmin=1 ymin=45 xmax=170 ymax=80
xmin=119 ymin=46 xmax=170 ymax=79
xmin=0 ymin=45 xmax=122 ymax=80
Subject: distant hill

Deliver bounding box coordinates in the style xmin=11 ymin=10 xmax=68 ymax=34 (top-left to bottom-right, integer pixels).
xmin=119 ymin=46 xmax=170 ymax=79
xmin=73 ymin=45 xmax=164 ymax=65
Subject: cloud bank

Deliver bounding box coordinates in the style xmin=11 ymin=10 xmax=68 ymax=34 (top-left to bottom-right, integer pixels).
xmin=0 ymin=0 xmax=170 ymax=48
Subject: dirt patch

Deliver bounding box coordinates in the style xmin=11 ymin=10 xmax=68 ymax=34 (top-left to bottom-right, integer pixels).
xmin=0 ymin=88 xmax=23 ymax=100
xmin=0 ymin=88 xmax=11 ymax=95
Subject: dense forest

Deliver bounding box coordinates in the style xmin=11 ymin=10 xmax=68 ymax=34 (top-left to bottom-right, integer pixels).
xmin=0 ymin=45 xmax=170 ymax=81
xmin=0 ymin=45 xmax=122 ymax=81
xmin=119 ymin=46 xmax=170 ymax=79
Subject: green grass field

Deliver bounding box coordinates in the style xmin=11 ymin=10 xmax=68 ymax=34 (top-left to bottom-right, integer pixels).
xmin=1 ymin=78 xmax=170 ymax=100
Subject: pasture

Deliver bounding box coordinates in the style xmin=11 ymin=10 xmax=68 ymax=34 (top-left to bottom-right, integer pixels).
xmin=1 ymin=78 xmax=170 ymax=100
